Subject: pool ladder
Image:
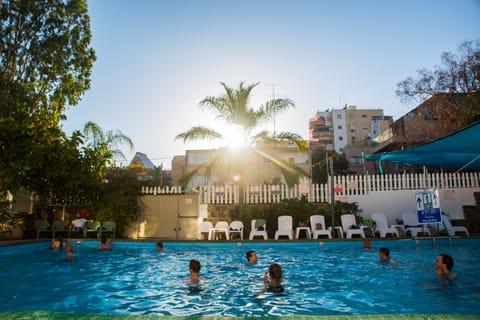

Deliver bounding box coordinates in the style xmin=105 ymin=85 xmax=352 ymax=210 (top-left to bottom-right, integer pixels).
xmin=431 ymin=236 xmax=453 ymax=248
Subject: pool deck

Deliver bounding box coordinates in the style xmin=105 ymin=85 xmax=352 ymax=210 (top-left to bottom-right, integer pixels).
xmin=1 ymin=235 xmax=479 ymax=247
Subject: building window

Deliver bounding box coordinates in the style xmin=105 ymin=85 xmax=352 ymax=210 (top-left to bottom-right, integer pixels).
xmin=336 ymin=114 xmax=342 ymax=119
xmin=338 ymin=136 xmax=343 ymax=141
xmin=362 ymin=114 xmax=368 ymax=118
xmin=338 ymin=125 xmax=342 ymax=129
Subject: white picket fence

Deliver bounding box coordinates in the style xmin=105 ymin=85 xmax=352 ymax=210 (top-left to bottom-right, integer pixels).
xmin=140 ymin=171 xmax=480 ymax=204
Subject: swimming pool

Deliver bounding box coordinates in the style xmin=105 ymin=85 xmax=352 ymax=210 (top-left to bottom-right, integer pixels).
xmin=0 ymin=239 xmax=479 ymax=317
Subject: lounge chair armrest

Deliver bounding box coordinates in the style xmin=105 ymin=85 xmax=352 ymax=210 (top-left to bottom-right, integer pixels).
xmin=391 ymin=224 xmax=405 ymax=230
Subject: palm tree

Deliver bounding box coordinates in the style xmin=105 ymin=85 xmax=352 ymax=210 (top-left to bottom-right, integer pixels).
xmin=82 ymin=121 xmax=134 ymax=173
xmin=175 ymin=82 xmax=309 ymax=216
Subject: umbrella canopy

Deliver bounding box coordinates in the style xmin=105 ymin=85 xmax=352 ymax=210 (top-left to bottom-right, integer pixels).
xmin=364 ymin=121 xmax=480 ymax=172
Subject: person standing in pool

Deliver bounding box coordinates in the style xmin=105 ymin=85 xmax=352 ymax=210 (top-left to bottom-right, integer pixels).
xmin=435 ymin=253 xmax=457 ymax=283
xmin=246 ymin=250 xmax=257 ymax=264
xmin=189 ymin=259 xmax=202 ymax=282
xmin=263 ymin=263 xmax=284 ymax=293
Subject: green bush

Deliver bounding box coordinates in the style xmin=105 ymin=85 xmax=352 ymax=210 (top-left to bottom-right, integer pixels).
xmin=93 ymin=168 xmax=141 ymax=236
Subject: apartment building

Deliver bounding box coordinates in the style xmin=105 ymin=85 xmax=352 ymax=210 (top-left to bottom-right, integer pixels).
xmin=309 ymin=105 xmax=392 ymax=153
xmin=372 ymin=94 xmax=470 ymax=154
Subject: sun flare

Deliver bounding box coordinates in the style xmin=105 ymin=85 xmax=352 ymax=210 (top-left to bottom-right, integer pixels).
xmin=222 ymin=124 xmax=246 ymax=150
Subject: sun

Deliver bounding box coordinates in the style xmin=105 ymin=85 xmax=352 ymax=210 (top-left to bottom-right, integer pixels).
xmin=222 ymin=124 xmax=247 ymax=151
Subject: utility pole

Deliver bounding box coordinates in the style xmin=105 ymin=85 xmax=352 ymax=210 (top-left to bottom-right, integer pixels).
xmin=329 ymin=155 xmax=335 ymax=230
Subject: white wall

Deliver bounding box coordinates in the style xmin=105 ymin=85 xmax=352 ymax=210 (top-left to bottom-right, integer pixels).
xmin=344 ymin=187 xmax=479 ymax=224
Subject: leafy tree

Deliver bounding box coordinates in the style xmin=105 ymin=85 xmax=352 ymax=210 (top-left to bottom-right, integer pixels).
xmin=0 ymin=0 xmax=96 ymax=199
xmin=93 ymin=168 xmax=142 ymax=236
xmin=82 ymin=121 xmax=134 ymax=176
xmin=0 ymin=0 xmax=96 ymax=123
xmin=396 ymin=40 xmax=480 ymax=128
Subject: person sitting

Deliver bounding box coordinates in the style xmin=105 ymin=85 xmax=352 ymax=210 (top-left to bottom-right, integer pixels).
xmin=263 ymin=263 xmax=284 ymax=293
xmin=435 ymin=253 xmax=457 ymax=283
xmin=70 ymin=213 xmax=87 ymax=234
xmin=246 ymin=250 xmax=257 ymax=264
xmin=97 ymin=236 xmax=112 ymax=250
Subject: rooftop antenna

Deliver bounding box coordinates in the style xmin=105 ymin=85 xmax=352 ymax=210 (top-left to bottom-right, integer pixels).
xmin=266 ymin=83 xmax=279 ymax=138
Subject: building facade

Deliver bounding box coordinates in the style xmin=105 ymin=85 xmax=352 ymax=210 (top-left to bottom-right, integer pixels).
xmin=309 ymin=105 xmax=392 ymax=153
xmin=172 ymin=144 xmax=311 ymax=189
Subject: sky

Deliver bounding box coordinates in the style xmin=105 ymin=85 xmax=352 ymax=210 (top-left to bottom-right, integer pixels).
xmin=61 ymin=0 xmax=480 ymax=169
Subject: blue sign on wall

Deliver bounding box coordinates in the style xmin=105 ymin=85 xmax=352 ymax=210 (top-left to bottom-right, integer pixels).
xmin=415 ymin=189 xmax=441 ymax=224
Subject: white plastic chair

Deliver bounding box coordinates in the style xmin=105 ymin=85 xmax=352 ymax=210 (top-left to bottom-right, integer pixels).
xmin=198 ymin=221 xmax=214 ymax=240
xmin=371 ymin=213 xmax=399 ymax=238
xmin=340 ymin=214 xmax=367 ymax=239
xmin=442 ymin=214 xmax=469 ymax=236
xmin=229 ymin=221 xmax=244 ymax=240
xmin=249 ymin=219 xmax=268 ymax=240
xmin=274 ymin=215 xmax=294 ymax=240
xmin=310 ymin=215 xmax=332 ymax=239
xmin=210 ymin=221 xmax=230 ymax=240
xmin=401 ymin=212 xmax=431 ymax=237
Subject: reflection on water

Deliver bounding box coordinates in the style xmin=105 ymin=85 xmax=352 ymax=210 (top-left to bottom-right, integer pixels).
xmin=0 ymin=239 xmax=479 ymax=316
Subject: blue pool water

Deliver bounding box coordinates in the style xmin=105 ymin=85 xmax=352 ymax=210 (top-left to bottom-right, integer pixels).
xmin=0 ymin=239 xmax=479 ymax=316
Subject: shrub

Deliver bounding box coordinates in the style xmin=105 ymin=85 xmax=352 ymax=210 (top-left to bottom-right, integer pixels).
xmin=239 ymin=197 xmax=361 ymax=238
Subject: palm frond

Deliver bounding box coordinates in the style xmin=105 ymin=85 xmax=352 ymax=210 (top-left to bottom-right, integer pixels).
xmin=277 ymin=160 xmax=311 ymax=186
xmin=251 ymin=130 xmax=309 ymax=153
xmin=274 ymin=131 xmax=309 ymax=152
xmin=175 ymin=126 xmax=223 ymax=143
xmin=249 ymin=130 xmax=271 ymax=145
xmin=258 ymin=98 xmax=295 ymax=121
xmin=178 ymin=154 xmax=222 ymax=186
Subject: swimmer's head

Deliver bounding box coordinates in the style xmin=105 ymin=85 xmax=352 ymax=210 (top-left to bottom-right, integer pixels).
xmin=246 ymin=250 xmax=257 ymax=264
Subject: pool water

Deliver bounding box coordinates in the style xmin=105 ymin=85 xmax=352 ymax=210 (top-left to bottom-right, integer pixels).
xmin=0 ymin=239 xmax=479 ymax=317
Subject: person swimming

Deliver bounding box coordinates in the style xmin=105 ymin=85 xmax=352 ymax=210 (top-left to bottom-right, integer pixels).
xmin=263 ymin=263 xmax=284 ymax=293
xmin=97 ymin=236 xmax=112 ymax=250
xmin=246 ymin=250 xmax=257 ymax=264
xmin=379 ymin=247 xmax=390 ymax=262
xmin=435 ymin=253 xmax=457 ymax=283
xmin=64 ymin=241 xmax=74 ymax=260
xmin=50 ymin=235 xmax=64 ymax=250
